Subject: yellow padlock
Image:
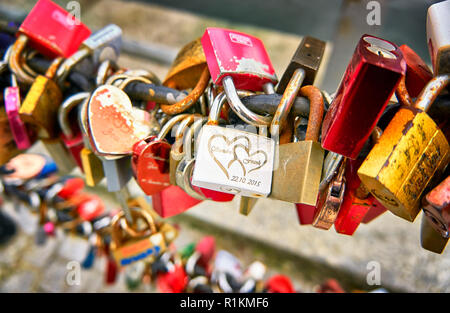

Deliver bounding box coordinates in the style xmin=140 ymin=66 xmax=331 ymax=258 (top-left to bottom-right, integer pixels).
xmin=358 ymin=75 xmax=450 ymax=222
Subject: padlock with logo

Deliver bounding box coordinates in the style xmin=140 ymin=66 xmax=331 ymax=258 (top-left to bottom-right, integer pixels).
xmin=270 ymin=71 xmax=325 ymax=204
xmin=58 ymin=92 xmax=90 ymax=170
xmin=321 ymin=35 xmax=406 ymax=159
xmin=192 ymin=89 xmax=276 ymax=198
xmin=110 ymin=207 xmax=166 ymax=267
xmin=10 ymin=0 xmax=91 ymax=84
xmin=422 ymin=174 xmax=449 ymax=239
xmin=312 ymin=157 xmax=347 ymax=230
xmin=358 ymin=75 xmax=450 ymax=222
xmin=161 ymin=37 xmax=210 ymax=115
xmin=427 ymin=0 xmax=450 ymax=76
xmin=56 ymin=24 xmax=123 ymax=88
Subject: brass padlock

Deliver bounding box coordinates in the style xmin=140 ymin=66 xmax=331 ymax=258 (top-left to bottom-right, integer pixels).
xmin=160 ymin=38 xmax=210 ymax=115
xmin=420 ymin=213 xmax=448 ymax=254
xmin=270 ymin=69 xmax=325 ymax=205
xmin=358 ymin=75 xmax=450 ymax=222
xmin=110 ymin=207 xmax=166 ymax=267
xmin=0 ymin=107 xmax=22 ymax=165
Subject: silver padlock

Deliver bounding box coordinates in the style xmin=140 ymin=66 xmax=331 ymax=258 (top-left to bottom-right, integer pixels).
xmin=192 ymin=91 xmax=276 ymax=198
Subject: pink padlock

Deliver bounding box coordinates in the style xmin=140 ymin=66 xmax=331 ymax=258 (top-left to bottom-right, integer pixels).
xmin=4 ymin=85 xmax=31 ymax=150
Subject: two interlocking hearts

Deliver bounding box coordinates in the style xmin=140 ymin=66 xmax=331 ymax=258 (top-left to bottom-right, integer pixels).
xmin=208 ymin=134 xmax=268 ymax=179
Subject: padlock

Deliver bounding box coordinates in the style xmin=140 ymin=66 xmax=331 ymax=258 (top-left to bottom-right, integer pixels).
xmin=9 ymin=0 xmax=90 ymax=84
xmin=422 ymin=175 xmax=450 ymax=238
xmin=0 ymin=105 xmax=25 ymax=166
xmin=156 ymin=264 xmax=188 ymax=293
xmin=176 ymin=113 xmax=235 ymax=202
xmin=125 ymin=261 xmax=146 ymax=290
xmin=427 ymin=0 xmax=450 ymax=75
xmin=56 ymin=24 xmax=123 ymax=88
xmin=321 ymin=35 xmax=406 ymax=159
xmin=160 ymin=38 xmax=210 ymax=115
xmin=265 ymin=275 xmax=295 ymax=293
xmin=4 ymin=73 xmax=32 ymax=150
xmin=334 ymin=159 xmax=373 ymax=235
xmin=397 ymin=45 xmax=433 ymax=100
xmin=77 ymin=194 xmax=105 ymax=222
xmin=110 ymin=207 xmax=166 ymax=267
xmin=270 ymin=71 xmax=325 ymax=204
xmin=276 ymin=36 xmax=326 ymax=93
xmin=192 ymin=88 xmax=276 ymax=197
xmin=132 ymin=114 xmax=190 ymax=196
xmin=358 ymin=75 xmax=450 ymax=222
xmin=152 ymin=185 xmax=202 ymax=218
xmin=361 ymin=198 xmax=387 ymax=224
xmin=312 ymin=158 xmax=347 ymax=230
xmin=420 ymin=212 xmax=449 ymax=254
xmin=202 ymin=27 xmax=277 ymax=127
xmin=58 ymin=92 xmax=90 ymax=170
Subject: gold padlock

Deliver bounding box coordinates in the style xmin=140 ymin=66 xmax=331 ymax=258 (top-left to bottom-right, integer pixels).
xmin=358 ymin=75 xmax=450 ymax=222
xmin=80 ymin=147 xmax=104 ymax=186
xmin=270 ymin=69 xmax=325 ymax=205
xmin=239 ymin=196 xmax=258 ymax=216
xmin=110 ymin=207 xmax=166 ymax=267
xmin=160 ymin=38 xmax=210 ymax=115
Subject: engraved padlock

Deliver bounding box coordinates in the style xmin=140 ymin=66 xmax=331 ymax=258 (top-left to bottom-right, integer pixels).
xmin=321 ymin=35 xmax=406 ymax=159
xmin=358 ymin=75 xmax=450 ymax=222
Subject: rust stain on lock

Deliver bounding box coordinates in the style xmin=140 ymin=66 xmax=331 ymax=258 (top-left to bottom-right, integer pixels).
xmin=358 ymin=106 xmax=450 ymax=222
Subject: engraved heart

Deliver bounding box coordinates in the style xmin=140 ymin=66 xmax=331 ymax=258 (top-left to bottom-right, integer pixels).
xmin=88 ymin=85 xmax=150 ymax=155
xmin=231 ymin=144 xmax=268 ymax=176
xmin=207 ymin=134 xmax=250 ymax=179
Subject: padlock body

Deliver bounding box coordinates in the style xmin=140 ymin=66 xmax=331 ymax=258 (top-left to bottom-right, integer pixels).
xmin=82 ymin=24 xmax=122 ymax=64
xmin=19 ymin=0 xmax=91 ymax=58
xmin=163 ymin=38 xmax=206 ymax=90
xmin=422 ymin=175 xmax=450 ymax=237
xmin=19 ymin=75 xmax=62 ymax=139
xmin=399 ymin=45 xmax=433 ymax=98
xmin=133 ymin=138 xmax=171 ymax=196
xmin=421 ymin=214 xmax=449 ymax=254
xmin=152 ymin=185 xmax=202 ymax=218
xmin=361 ymin=198 xmax=387 ymax=224
xmin=271 ymin=141 xmax=324 ymax=205
xmin=295 ymin=203 xmax=316 ymax=225
xmin=239 ymin=196 xmax=258 ymax=216
xmin=4 ymin=87 xmax=31 ymax=150
xmin=192 ymin=125 xmax=275 ymax=198
xmin=113 ymin=233 xmax=166 ymax=266
xmin=427 ymin=0 xmax=450 ymax=75
xmin=201 ymin=27 xmax=277 ymax=91
xmin=80 ymin=148 xmax=104 ymax=186
xmin=321 ymin=35 xmax=405 ymax=159
xmin=0 ymin=108 xmax=22 ymax=165
xmin=277 ymin=36 xmax=326 ymax=93
xmin=334 ymin=189 xmax=373 ymax=235
xmin=200 ymin=188 xmax=235 ymax=202
xmin=61 ymin=133 xmax=84 ymax=170
xmin=358 ymin=107 xmax=450 ymax=222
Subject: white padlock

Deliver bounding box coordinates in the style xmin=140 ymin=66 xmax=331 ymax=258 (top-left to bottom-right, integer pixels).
xmin=192 ymin=92 xmax=275 ymax=198
xmin=427 ymin=0 xmax=450 ymax=75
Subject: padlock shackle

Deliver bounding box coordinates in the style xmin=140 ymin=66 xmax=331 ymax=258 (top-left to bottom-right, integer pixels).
xmin=301 ymin=85 xmax=325 ymax=141
xmin=176 ymin=158 xmax=209 ymax=201
xmin=270 ymin=68 xmax=305 ymax=138
xmin=395 ymin=74 xmax=413 ymax=107
xmin=123 ymin=69 xmax=161 ymax=86
xmin=414 ymin=74 xmax=450 ymax=112
xmin=184 ymin=117 xmax=208 ymax=160
xmin=9 ymin=34 xmax=35 ymax=84
xmin=172 ymin=114 xmax=201 ymax=154
xmin=160 ymin=65 xmax=210 ymax=115
xmin=59 ymin=92 xmax=90 ymax=138
xmin=56 ymin=49 xmax=89 ymax=87
xmin=207 ymin=90 xmax=253 ymax=125
xmin=96 ymin=59 xmax=119 ymax=86
xmin=157 ymin=113 xmax=191 ymax=141
xmin=222 ymin=76 xmax=272 ymax=126
xmin=45 ymin=57 xmax=63 ymax=79
xmin=111 ymin=207 xmax=157 ymax=246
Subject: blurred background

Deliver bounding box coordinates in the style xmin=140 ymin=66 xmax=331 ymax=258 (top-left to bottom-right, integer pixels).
xmin=0 ymin=0 xmax=448 ymax=293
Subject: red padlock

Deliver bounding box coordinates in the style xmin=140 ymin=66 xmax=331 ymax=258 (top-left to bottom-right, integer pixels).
xmin=195 ymin=236 xmax=216 ymax=268
xmin=334 ymin=159 xmax=373 ymax=236
xmin=295 ymin=196 xmax=318 ymax=225
xmin=201 ymin=27 xmax=277 ymax=91
xmin=315 ymin=279 xmax=345 ymax=293
xmin=156 ymin=265 xmax=188 ymax=293
xmin=57 ymin=177 xmax=85 ymax=199
xmin=152 ymin=185 xmax=202 ymax=218
xmin=321 ymin=35 xmax=406 ymax=159
xmin=77 ymin=194 xmax=105 ymax=222
xmin=399 ymin=45 xmax=433 ymax=98
xmin=18 ymin=0 xmax=91 ymax=58
xmin=362 ymin=198 xmax=387 ymax=224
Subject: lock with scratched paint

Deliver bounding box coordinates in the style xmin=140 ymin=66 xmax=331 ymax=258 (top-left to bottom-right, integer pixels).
xmin=321 ymin=34 xmax=406 ymax=159
xmin=10 ymin=0 xmax=91 ymax=84
xmin=427 ymin=0 xmax=450 ymax=76
xmin=358 ymin=75 xmax=450 ymax=222
xmin=161 ymin=38 xmax=210 ymax=115
xmin=110 ymin=207 xmax=166 ymax=267
xmin=192 ymin=87 xmax=276 ymax=198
